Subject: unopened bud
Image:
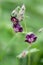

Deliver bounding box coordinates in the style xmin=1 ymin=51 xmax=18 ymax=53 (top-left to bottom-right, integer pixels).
xmin=17 ymin=50 xmax=28 ymax=59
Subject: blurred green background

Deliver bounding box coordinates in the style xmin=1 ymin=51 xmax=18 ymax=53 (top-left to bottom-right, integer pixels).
xmin=0 ymin=0 xmax=43 ymax=65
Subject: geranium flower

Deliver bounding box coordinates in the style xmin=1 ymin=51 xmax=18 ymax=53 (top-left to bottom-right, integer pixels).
xmin=25 ymin=32 xmax=37 ymax=43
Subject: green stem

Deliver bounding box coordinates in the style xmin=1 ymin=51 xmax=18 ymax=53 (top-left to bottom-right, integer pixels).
xmin=25 ymin=21 xmax=27 ymax=33
xmin=27 ymin=45 xmax=31 ymax=65
xmin=23 ymin=17 xmax=27 ymax=33
xmin=17 ymin=45 xmax=32 ymax=65
xmin=29 ymin=50 xmax=31 ymax=65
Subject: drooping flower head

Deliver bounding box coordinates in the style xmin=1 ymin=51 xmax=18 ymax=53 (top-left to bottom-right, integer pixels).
xmin=25 ymin=32 xmax=37 ymax=43
xmin=11 ymin=5 xmax=25 ymax=33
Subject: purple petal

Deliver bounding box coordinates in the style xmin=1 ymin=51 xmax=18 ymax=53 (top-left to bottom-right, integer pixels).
xmin=13 ymin=23 xmax=23 ymax=32
xmin=25 ymin=39 xmax=32 ymax=43
xmin=13 ymin=23 xmax=20 ymax=28
xmin=19 ymin=27 xmax=23 ymax=32
xmin=26 ymin=35 xmax=30 ymax=39
xmin=33 ymin=37 xmax=37 ymax=42
xmin=14 ymin=28 xmax=19 ymax=32
xmin=11 ymin=17 xmax=19 ymax=24
xmin=25 ymin=33 xmax=37 ymax=43
xmin=29 ymin=34 xmax=35 ymax=38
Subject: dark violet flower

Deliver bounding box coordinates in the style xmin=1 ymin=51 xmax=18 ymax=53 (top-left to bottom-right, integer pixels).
xmin=25 ymin=32 xmax=37 ymax=43
xmin=10 ymin=5 xmax=25 ymax=33
xmin=11 ymin=16 xmax=19 ymax=24
xmin=13 ymin=23 xmax=23 ymax=32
